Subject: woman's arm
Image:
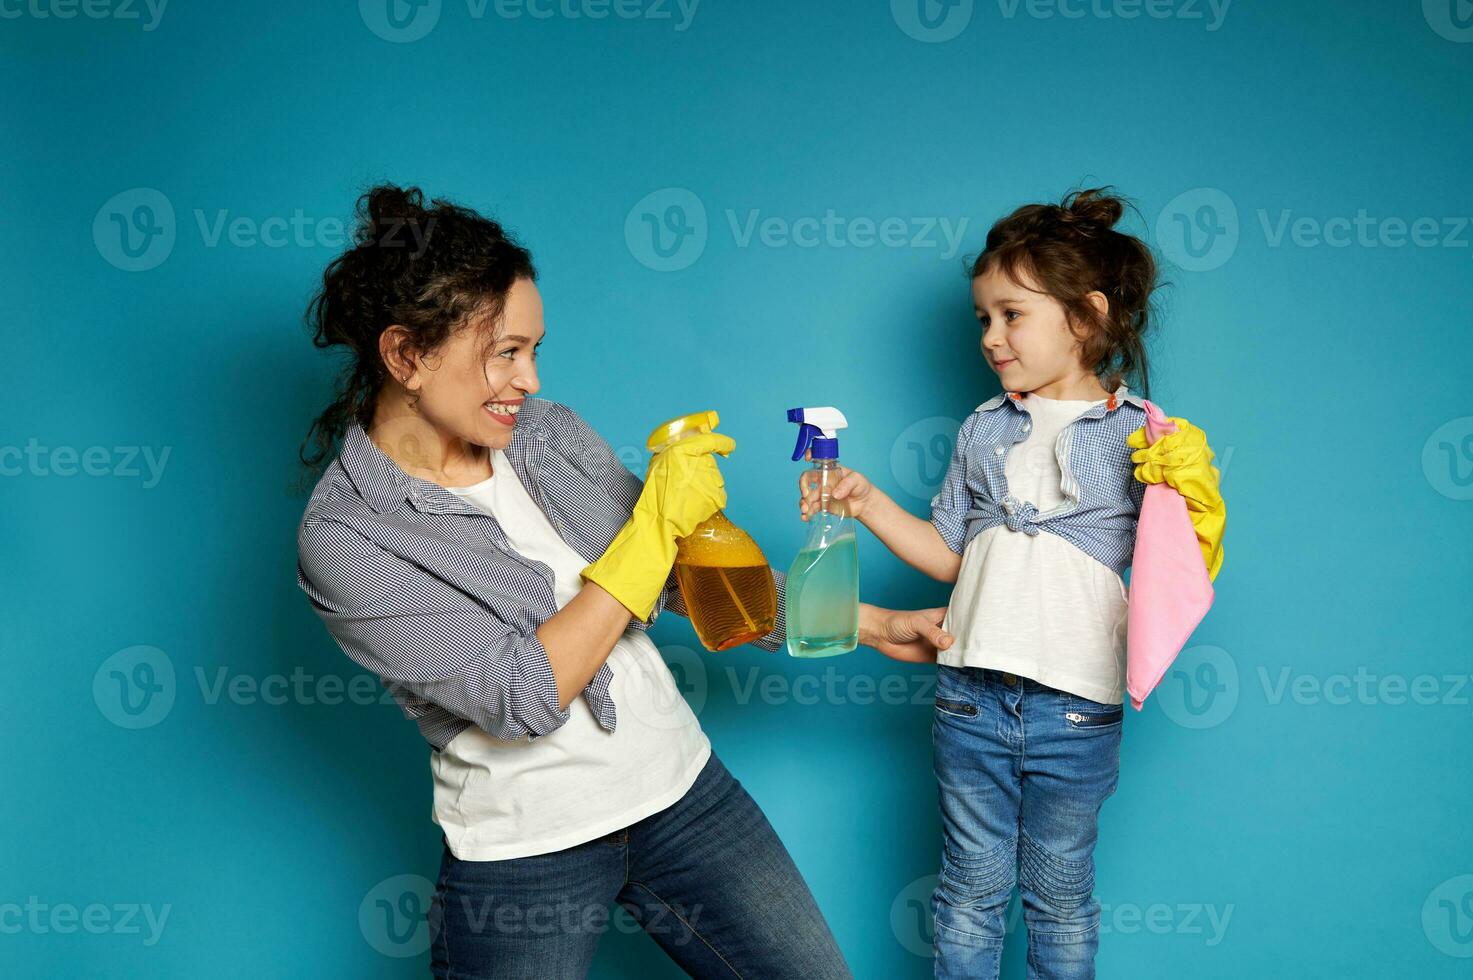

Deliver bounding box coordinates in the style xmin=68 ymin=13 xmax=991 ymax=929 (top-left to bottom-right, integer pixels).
xmin=859 ymin=603 xmax=953 ymax=662
xmin=537 ymin=580 xmax=646 ymax=708
xmin=299 ymin=517 xmax=587 ymax=739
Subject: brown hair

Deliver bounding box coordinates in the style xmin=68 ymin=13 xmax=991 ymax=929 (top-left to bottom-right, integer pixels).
xmin=970 ymin=187 xmax=1157 ymax=396
xmin=299 ymin=184 xmax=536 ymax=476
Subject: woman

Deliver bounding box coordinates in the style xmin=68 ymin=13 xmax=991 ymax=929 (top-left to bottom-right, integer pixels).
xmin=295 ymin=185 xmax=953 ymax=978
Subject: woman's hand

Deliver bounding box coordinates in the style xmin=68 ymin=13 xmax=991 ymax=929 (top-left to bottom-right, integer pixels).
xmin=582 ymin=432 xmax=734 ymax=620
xmin=859 ymin=603 xmax=954 ymax=663
xmin=798 ymin=459 xmax=876 ymax=522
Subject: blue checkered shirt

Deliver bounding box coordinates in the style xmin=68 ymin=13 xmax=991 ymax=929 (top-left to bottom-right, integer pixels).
xmin=929 ymin=385 xmax=1148 ymax=575
xmin=296 ymin=400 xmax=787 ymax=749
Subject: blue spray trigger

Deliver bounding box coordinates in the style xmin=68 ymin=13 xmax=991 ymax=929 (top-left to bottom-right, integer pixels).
xmin=791 ymin=422 xmax=821 ymax=461
xmin=787 ymin=406 xmax=845 ymax=461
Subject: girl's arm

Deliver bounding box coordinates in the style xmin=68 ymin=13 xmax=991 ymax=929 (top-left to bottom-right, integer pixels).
xmin=798 ymin=468 xmax=964 ymax=584
xmin=797 ymin=414 xmax=976 ymax=584
xmin=853 ymin=487 xmax=962 ymax=584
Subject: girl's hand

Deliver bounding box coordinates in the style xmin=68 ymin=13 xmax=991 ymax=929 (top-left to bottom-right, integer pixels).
xmin=1126 ymin=418 xmax=1226 ymax=580
xmin=859 ymin=604 xmax=954 ymax=663
xmin=797 ymin=454 xmax=875 ymax=522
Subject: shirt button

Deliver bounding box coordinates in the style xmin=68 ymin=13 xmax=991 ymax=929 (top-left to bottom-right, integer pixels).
xmin=994 ymin=445 xmax=1005 ymax=456
xmin=1022 ymin=423 xmax=1031 ymax=432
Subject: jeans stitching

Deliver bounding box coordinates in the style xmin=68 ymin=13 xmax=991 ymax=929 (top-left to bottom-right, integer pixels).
xmin=433 ymin=848 xmax=453 ymax=979
xmin=624 ymin=880 xmax=743 ymax=979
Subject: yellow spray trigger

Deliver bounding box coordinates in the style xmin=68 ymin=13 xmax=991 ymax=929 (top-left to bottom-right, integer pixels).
xmin=647 ymin=410 xmax=720 ymax=453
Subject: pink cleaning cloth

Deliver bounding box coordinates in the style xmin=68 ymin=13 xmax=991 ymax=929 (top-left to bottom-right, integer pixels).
xmin=1126 ymin=400 xmax=1215 ymax=710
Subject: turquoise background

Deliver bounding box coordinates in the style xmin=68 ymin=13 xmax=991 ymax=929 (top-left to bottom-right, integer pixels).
xmin=5 ymin=0 xmax=1472 ymax=975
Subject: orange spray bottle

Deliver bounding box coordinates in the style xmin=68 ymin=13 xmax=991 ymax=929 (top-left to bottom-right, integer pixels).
xmin=647 ymin=411 xmax=777 ymax=652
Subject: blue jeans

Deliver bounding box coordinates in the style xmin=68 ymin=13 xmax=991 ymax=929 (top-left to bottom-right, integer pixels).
xmin=930 ymin=666 xmax=1123 ymax=980
xmin=428 ymin=752 xmax=851 ymax=979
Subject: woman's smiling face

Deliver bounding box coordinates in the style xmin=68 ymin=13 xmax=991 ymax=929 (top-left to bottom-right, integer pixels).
xmin=405 ymin=277 xmax=545 ymax=452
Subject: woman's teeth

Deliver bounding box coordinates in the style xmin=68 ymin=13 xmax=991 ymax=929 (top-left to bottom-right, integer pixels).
xmin=485 ymin=403 xmax=520 ymax=416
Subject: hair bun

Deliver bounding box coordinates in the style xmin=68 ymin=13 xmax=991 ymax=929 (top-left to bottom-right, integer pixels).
xmin=365 ymin=184 xmax=424 ymax=222
xmin=360 ymin=184 xmax=428 ymax=246
xmin=1060 ymin=188 xmax=1125 ymax=232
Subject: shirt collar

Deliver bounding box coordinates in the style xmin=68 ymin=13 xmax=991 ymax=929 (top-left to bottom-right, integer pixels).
xmin=977 ymin=382 xmax=1144 ymax=415
xmin=340 ymin=416 xmax=544 ymax=518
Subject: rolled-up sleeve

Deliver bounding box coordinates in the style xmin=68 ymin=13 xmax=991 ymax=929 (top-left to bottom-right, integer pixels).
xmin=297 ymin=516 xmax=570 ymax=741
xmin=929 ymin=413 xmax=979 ymax=555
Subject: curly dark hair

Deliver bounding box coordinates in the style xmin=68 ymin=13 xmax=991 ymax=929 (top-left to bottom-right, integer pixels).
xmin=970 ymin=187 xmax=1158 ymax=396
xmin=298 ymin=185 xmax=537 ymax=475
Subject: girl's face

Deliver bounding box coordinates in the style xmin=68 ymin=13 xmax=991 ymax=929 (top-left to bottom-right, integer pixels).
xmin=404 ymin=277 xmax=544 ymax=452
xmin=972 ymin=264 xmax=1099 ymax=396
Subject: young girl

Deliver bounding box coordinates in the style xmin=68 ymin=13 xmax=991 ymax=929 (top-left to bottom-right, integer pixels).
xmin=799 ymin=188 xmax=1226 ymax=978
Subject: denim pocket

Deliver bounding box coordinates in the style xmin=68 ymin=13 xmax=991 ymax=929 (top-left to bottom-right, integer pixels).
xmin=935 ymin=695 xmax=978 ymax=718
xmin=1063 ymin=704 xmax=1123 ymax=729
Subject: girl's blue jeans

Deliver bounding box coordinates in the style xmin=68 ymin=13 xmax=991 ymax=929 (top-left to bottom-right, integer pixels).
xmin=428 ymin=752 xmax=850 ymax=979
xmin=931 ymin=666 xmax=1124 ymax=980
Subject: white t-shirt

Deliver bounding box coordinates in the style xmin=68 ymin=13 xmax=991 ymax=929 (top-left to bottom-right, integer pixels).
xmin=432 ymin=448 xmax=710 ymax=861
xmin=939 ymin=393 xmax=1130 ymax=705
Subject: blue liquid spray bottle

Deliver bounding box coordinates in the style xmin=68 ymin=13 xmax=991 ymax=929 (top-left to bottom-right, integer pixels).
xmin=785 ymin=407 xmax=859 ymax=658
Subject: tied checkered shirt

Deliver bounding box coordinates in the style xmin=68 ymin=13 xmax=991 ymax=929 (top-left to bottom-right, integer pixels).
xmin=929 ymin=385 xmax=1149 ymax=576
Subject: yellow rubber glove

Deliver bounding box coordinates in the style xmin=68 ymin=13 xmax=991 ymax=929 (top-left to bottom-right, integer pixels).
xmin=1126 ymin=418 xmax=1226 ymax=581
xmin=580 ymin=432 xmax=735 ymax=620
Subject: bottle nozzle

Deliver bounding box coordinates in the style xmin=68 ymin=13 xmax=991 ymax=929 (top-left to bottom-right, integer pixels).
xmin=786 ymin=407 xmax=848 ymax=461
